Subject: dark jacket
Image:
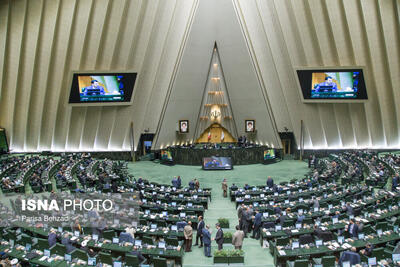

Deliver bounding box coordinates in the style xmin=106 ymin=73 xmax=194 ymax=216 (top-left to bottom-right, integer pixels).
xmin=197 ymin=220 xmax=205 ymax=234
xmin=202 ymin=228 xmax=211 ymax=245
xmin=61 ymin=237 xmax=75 ymax=253
xmin=254 ymin=213 xmax=262 ymax=226
xmin=215 ymin=229 xmax=224 ymax=245
xmin=48 ymin=233 xmax=57 ymax=247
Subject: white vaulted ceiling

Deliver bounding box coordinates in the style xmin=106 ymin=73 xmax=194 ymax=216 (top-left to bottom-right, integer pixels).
xmin=0 ymin=0 xmax=399 ymax=152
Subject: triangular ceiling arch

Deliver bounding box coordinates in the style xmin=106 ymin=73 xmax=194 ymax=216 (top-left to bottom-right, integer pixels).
xmin=194 ymin=43 xmax=238 ymax=141
xmin=153 ymin=0 xmax=281 ymax=149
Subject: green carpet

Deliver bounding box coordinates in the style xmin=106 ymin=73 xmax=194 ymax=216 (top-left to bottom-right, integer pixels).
xmin=128 ymin=160 xmax=309 ymax=267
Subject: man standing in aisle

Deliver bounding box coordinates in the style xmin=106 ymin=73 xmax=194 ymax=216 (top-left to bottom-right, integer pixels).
xmin=184 ymin=221 xmax=193 ymax=252
xmin=202 ymin=225 xmax=212 ymax=257
xmin=222 ymin=178 xmax=228 ymax=198
xmin=214 ymin=223 xmax=224 ymax=250
xmin=232 ymin=225 xmax=244 ymax=249
xmin=252 ymin=209 xmax=262 ymax=240
xmin=195 ymin=216 xmax=205 ymax=247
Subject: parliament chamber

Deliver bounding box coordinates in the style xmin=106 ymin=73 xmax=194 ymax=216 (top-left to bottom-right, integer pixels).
xmin=1 ymin=0 xmax=400 ymax=266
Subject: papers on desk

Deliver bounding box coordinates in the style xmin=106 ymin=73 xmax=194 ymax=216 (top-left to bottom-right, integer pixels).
xmin=341 ymin=243 xmax=352 ymax=249
xmin=265 ymin=231 xmax=271 ymax=236
xmin=39 ymin=256 xmax=48 ymax=261
xmin=278 ymin=250 xmax=286 ymax=256
xmin=291 ymin=229 xmax=299 ymax=233
xmin=71 ymin=236 xmax=78 ymax=241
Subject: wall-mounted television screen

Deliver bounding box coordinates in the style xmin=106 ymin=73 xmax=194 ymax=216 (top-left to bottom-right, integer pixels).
xmin=161 ymin=150 xmax=173 ymax=162
xmin=296 ymin=68 xmax=368 ymax=102
xmin=69 ymin=72 xmax=137 ymax=105
xmin=264 ymin=149 xmax=275 ymax=160
xmin=203 ymin=156 xmax=233 ymax=170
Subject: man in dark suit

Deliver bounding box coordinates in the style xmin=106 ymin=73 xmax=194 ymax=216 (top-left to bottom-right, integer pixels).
xmin=252 ymin=210 xmax=262 ymax=239
xmin=48 ymin=229 xmax=57 ymax=247
xmin=393 ymin=173 xmax=399 ymax=191
xmin=61 ymin=233 xmax=76 ymax=253
xmin=344 ymin=203 xmax=354 ymax=216
xmin=195 ymin=216 xmax=205 ymax=247
xmin=129 ymin=246 xmax=146 ymax=263
xmin=346 ymin=219 xmax=358 ymax=238
xmin=202 ymin=225 xmax=212 ymax=257
xmin=266 ymin=176 xmax=274 ymax=188
xmin=214 ymin=223 xmax=224 ymax=250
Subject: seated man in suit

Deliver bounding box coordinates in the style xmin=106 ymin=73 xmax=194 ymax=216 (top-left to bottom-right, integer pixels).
xmin=61 ymin=233 xmax=76 ymax=253
xmin=339 ymin=247 xmax=361 ymax=266
xmin=48 ymin=229 xmax=58 ymax=248
xmin=129 ymin=246 xmax=146 ymax=263
xmin=360 ymin=243 xmax=373 ymax=257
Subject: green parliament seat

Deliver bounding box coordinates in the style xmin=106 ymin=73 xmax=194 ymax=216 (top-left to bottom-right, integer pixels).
xmin=34 ymin=238 xmax=50 ymax=251
xmin=142 ymin=235 xmax=154 ymax=245
xmin=374 ymin=222 xmax=389 ymax=231
xmin=276 ymin=237 xmax=290 ymax=246
xmin=165 ymin=236 xmax=179 ymax=246
xmin=313 ymin=256 xmax=336 ymax=267
xmin=370 ymin=247 xmax=385 ymax=261
xmin=286 ymin=259 xmax=309 ymax=267
xmin=152 ymin=257 xmax=173 ymax=267
xmin=125 ymin=254 xmax=145 ymax=267
xmin=51 ymin=243 xmax=67 ymax=256
xmin=99 ymin=252 xmax=113 ymax=265
xmin=72 ymin=249 xmax=88 ymax=261
xmin=103 ymin=230 xmax=116 ymax=240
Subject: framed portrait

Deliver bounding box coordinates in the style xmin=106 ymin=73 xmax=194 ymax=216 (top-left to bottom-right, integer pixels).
xmin=245 ymin=120 xmax=255 ymax=132
xmin=179 ymin=120 xmax=189 ymax=133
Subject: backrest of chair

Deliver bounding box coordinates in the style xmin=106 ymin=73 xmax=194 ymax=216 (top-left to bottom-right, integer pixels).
xmin=321 ymin=256 xmax=336 ymax=267
xmin=125 ymin=254 xmax=139 ymax=267
xmin=37 ymin=238 xmax=49 ymax=250
xmin=142 ymin=235 xmax=154 ymax=245
xmin=294 ymin=259 xmax=309 ymax=267
xmin=102 ymin=230 xmax=116 ymax=240
xmin=153 ymin=257 xmax=167 ymax=267
xmin=165 ymin=236 xmax=179 ymax=246
xmin=276 ymin=237 xmax=289 ymax=246
xmin=53 ymin=243 xmax=67 ymax=256
xmin=99 ymin=252 xmax=113 ymax=265
xmin=371 ymin=247 xmax=385 ymax=261
xmin=72 ymin=249 xmax=88 ymax=261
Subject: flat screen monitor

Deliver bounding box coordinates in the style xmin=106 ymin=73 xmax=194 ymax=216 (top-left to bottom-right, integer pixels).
xmin=338 ymin=236 xmax=344 ymax=244
xmin=88 ymin=258 xmax=96 ymax=266
xmin=64 ymin=254 xmax=72 ymax=262
xmin=113 ymin=261 xmax=122 ymax=267
xmin=171 ymin=225 xmax=178 ymax=231
xmin=134 ymin=239 xmax=142 ymax=247
xmin=292 ymin=241 xmax=300 ymax=249
xmin=342 ymin=261 xmax=350 ymax=267
xmin=296 ymin=68 xmax=368 ymax=102
xmin=44 ymin=249 xmax=51 ymax=257
xmin=158 ymin=241 xmax=166 ymax=249
xmin=368 ymin=257 xmax=377 ymax=265
xmin=264 ymin=149 xmax=276 ymax=160
xmin=392 ymin=254 xmax=400 ymax=261
xmin=161 ymin=150 xmax=173 ymax=162
xmin=92 ymin=234 xmax=98 ymax=241
xmin=113 ymin=237 xmax=119 ymax=244
xmin=151 ymin=224 xmax=157 ymax=229
xmin=69 ymin=72 xmax=137 ymax=105
xmin=25 ymin=243 xmax=32 ymax=251
xmin=202 ymin=157 xmax=233 ymax=170
xmin=315 ymin=240 xmax=323 ymax=247
xmin=180 ymin=212 xmax=186 ymax=218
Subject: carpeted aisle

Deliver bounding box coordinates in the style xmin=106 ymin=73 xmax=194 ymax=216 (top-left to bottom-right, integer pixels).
xmin=128 ymin=160 xmax=309 ymax=266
